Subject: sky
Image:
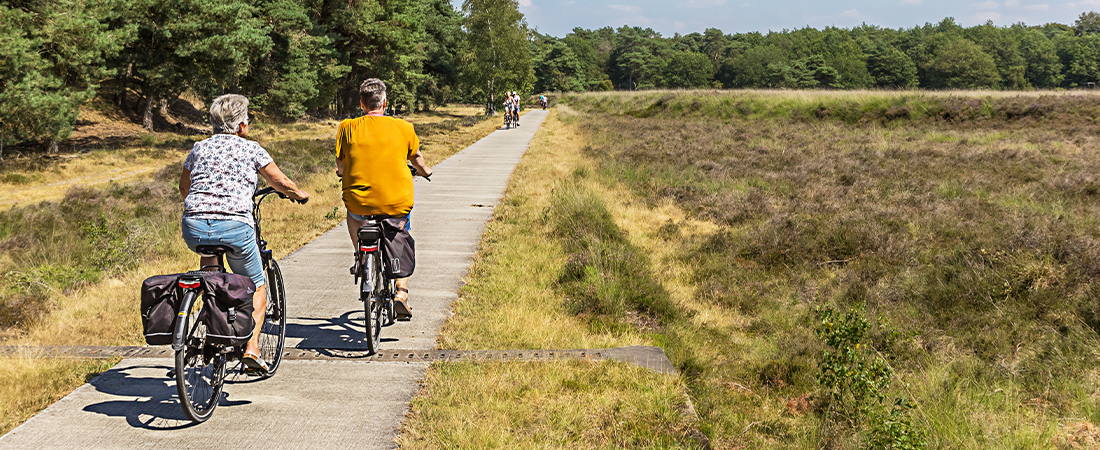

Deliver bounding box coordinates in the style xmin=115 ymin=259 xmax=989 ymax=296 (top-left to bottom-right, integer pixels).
xmin=452 ymin=0 xmax=1100 ymax=37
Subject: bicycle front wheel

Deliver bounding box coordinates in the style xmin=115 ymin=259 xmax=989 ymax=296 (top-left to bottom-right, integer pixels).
xmin=258 ymin=260 xmax=287 ymax=377
xmin=174 ymin=291 xmax=226 ymax=423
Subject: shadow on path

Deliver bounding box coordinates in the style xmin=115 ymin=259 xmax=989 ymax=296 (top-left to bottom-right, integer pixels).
xmin=287 ymin=310 xmax=401 ymax=351
xmin=81 ymin=364 xmax=250 ymax=431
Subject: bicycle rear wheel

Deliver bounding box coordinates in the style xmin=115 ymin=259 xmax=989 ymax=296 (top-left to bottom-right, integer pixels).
xmin=360 ymin=254 xmax=383 ymax=353
xmin=258 ymin=260 xmax=287 ymax=377
xmin=174 ymin=291 xmax=226 ymax=423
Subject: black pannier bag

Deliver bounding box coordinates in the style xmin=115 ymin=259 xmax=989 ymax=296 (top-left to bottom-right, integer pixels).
xmin=381 ymin=216 xmax=415 ymax=278
xmin=201 ymin=272 xmax=257 ymax=346
xmin=140 ymin=274 xmax=183 ymax=345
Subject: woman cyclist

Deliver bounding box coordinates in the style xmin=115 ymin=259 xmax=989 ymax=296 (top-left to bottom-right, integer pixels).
xmin=178 ymin=94 xmax=310 ymax=373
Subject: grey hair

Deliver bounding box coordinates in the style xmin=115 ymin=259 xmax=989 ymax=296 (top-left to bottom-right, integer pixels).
xmin=209 ymin=94 xmax=249 ymax=134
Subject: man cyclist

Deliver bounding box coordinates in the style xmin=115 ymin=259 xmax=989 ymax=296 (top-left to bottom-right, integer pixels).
xmin=336 ymin=79 xmax=432 ymax=320
xmin=512 ymin=92 xmax=521 ymax=126
xmin=179 ymin=94 xmax=310 ymax=373
xmin=539 ymin=94 xmax=547 ymax=109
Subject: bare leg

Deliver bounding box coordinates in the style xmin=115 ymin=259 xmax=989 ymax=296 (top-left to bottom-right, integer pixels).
xmin=346 ymin=215 xmax=366 ymax=247
xmin=395 ymin=278 xmax=409 ymax=303
xmin=245 ymin=283 xmax=267 ymax=356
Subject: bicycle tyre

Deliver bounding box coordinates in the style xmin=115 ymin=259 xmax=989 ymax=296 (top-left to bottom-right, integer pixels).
xmin=258 ymin=260 xmax=287 ymax=377
xmin=361 ymin=254 xmax=383 ymax=353
xmin=174 ymin=291 xmax=226 ymax=423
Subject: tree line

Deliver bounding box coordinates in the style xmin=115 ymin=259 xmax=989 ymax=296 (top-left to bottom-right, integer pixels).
xmin=11 ymin=0 xmax=1100 ymax=152
xmin=0 ymin=0 xmax=535 ymax=151
xmin=530 ymin=13 xmax=1100 ymax=93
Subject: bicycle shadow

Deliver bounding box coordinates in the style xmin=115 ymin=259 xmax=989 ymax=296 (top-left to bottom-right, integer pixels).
xmin=286 ymin=310 xmax=400 ymax=351
xmin=82 ymin=362 xmax=250 ymax=430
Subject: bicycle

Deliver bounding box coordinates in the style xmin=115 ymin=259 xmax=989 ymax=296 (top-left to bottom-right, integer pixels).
xmin=349 ymin=165 xmax=429 ymax=353
xmin=171 ymin=186 xmax=302 ymax=423
xmin=503 ymin=109 xmax=514 ymax=129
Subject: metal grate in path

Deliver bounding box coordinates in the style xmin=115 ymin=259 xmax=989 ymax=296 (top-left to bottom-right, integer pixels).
xmin=0 ymin=345 xmax=677 ymax=374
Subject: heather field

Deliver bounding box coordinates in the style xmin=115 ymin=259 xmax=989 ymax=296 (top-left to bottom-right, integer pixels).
xmin=564 ymin=90 xmax=1100 ymax=447
xmin=404 ymin=91 xmax=1100 ymax=448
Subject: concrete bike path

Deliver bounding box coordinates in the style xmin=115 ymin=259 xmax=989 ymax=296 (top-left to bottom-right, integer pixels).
xmin=0 ymin=110 xmax=550 ymax=449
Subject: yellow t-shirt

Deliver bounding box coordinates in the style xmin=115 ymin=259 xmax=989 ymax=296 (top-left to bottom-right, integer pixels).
xmin=336 ymin=115 xmax=419 ymax=216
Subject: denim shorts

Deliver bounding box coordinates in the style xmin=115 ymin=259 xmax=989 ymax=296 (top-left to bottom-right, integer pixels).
xmin=347 ymin=210 xmax=411 ymax=231
xmin=181 ymin=217 xmax=266 ymax=287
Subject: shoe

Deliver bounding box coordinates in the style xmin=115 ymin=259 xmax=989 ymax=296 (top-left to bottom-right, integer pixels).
xmin=393 ymin=292 xmax=412 ymax=321
xmin=241 ymin=352 xmax=269 ymax=375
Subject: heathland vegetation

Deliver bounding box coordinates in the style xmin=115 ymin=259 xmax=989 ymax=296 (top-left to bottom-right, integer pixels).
xmin=399 ymin=91 xmax=1100 ymax=448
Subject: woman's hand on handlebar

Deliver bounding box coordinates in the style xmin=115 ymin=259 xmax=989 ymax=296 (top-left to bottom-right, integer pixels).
xmin=289 ymin=189 xmax=310 ymax=204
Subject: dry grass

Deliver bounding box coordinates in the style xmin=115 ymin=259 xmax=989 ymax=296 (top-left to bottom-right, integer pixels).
xmin=0 ymin=106 xmax=499 ymax=435
xmin=402 ymin=108 xmax=702 ymax=448
xmin=438 ymin=108 xmax=650 ymax=350
xmin=398 ymin=360 xmax=697 ymax=449
xmin=0 ymin=356 xmax=117 ymax=435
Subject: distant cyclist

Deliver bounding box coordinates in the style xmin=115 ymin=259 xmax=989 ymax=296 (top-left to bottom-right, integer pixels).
xmin=539 ymin=94 xmax=547 ymax=109
xmin=512 ymin=91 xmax=521 ymax=126
xmin=336 ymin=79 xmax=432 ymax=320
xmin=503 ymin=94 xmax=515 ymax=126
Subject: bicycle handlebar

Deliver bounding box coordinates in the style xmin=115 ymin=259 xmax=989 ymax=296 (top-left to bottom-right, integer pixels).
xmin=408 ymin=164 xmax=431 ymax=182
xmin=255 ymin=186 xmax=308 ymax=204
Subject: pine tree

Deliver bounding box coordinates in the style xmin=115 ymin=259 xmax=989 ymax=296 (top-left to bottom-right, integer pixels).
xmin=0 ymin=0 xmax=128 ymax=149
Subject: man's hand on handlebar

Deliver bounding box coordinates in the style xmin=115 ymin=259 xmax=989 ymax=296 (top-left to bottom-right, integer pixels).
xmin=408 ymin=164 xmax=432 ymax=182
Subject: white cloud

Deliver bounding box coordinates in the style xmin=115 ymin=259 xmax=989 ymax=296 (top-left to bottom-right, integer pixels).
xmin=681 ymin=0 xmax=727 ymax=6
xmin=1023 ymin=3 xmax=1049 ymax=9
xmin=738 ymin=2 xmax=753 ymax=6
xmin=517 ymin=0 xmax=531 ymax=6
xmin=838 ymin=8 xmax=861 ymax=18
xmin=608 ymin=4 xmax=654 ymax=25
xmin=1004 ymin=0 xmax=1019 ymax=6
xmin=900 ymin=0 xmax=922 ymax=4
xmin=674 ymin=20 xmax=687 ymax=29
xmin=971 ymin=0 xmax=1000 ymax=9
xmin=1067 ymin=0 xmax=1100 ymax=8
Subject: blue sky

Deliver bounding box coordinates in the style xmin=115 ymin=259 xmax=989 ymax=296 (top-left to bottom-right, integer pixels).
xmin=452 ymin=0 xmax=1098 ymax=37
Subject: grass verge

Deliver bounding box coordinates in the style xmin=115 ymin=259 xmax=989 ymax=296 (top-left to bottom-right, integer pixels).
xmin=400 ymin=109 xmax=705 ymax=448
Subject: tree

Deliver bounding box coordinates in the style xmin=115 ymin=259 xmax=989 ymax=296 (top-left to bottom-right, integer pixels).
xmin=0 ymin=0 xmax=128 ymax=149
xmin=967 ymin=21 xmax=1027 ymax=88
xmin=920 ymin=35 xmax=1000 ymax=88
xmin=662 ymin=52 xmax=715 ymax=88
xmin=1058 ymin=33 xmax=1100 ymax=87
xmin=1015 ymin=26 xmax=1063 ymax=88
xmin=609 ymin=26 xmax=670 ymax=89
xmin=868 ymin=45 xmax=918 ymax=88
xmin=768 ymin=55 xmax=841 ymax=89
xmin=1075 ymin=11 xmax=1100 ymax=35
xmin=720 ymin=45 xmax=787 ymax=88
xmin=460 ymin=0 xmax=534 ymax=111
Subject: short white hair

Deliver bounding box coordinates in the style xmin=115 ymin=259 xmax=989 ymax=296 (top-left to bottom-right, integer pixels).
xmin=209 ymin=94 xmax=249 ymax=134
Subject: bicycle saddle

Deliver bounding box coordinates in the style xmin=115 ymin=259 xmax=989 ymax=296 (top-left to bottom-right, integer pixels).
xmin=195 ymin=244 xmax=235 ymax=257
